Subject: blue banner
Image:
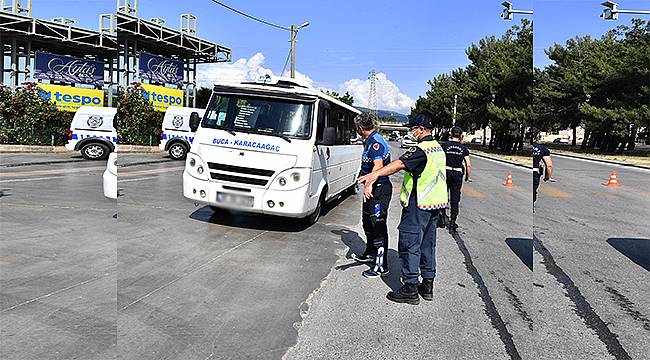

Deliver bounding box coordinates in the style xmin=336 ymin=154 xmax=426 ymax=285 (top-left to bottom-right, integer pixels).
xmin=34 ymin=52 xmax=104 ymax=86
xmin=139 ymin=52 xmax=184 ymax=85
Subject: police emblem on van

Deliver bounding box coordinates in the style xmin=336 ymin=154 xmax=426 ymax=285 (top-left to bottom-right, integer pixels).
xmin=87 ymin=115 xmax=104 ymax=128
xmin=172 ymin=115 xmax=184 ymax=128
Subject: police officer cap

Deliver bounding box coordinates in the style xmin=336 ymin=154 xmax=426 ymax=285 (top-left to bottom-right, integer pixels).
xmin=407 ymin=113 xmax=433 ymax=129
xmin=451 ymin=126 xmax=463 ymax=136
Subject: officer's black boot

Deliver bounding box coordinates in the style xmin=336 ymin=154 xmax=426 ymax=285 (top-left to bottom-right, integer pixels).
xmin=418 ymin=278 xmax=434 ymax=301
xmin=386 ymin=283 xmax=420 ymax=305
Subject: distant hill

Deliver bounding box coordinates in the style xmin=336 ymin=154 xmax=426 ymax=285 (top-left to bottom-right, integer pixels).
xmin=355 ymin=107 xmax=409 ymax=123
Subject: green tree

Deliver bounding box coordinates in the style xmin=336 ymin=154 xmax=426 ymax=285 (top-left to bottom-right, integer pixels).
xmin=321 ymin=89 xmax=354 ymax=106
xmin=196 ymin=87 xmax=212 ymax=108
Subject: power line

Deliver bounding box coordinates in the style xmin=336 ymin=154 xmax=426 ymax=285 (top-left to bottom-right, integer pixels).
xmin=208 ymin=0 xmax=290 ymax=31
xmin=280 ymin=48 xmax=291 ymax=77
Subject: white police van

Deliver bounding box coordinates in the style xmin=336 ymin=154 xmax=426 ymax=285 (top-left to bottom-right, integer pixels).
xmin=183 ymin=76 xmax=362 ymax=224
xmin=103 ymin=152 xmax=117 ymax=199
xmin=159 ymin=106 xmax=204 ymax=160
xmin=65 ymin=106 xmax=117 ymax=160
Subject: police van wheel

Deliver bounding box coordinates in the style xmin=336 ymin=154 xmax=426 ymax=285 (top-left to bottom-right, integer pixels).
xmin=169 ymin=143 xmax=188 ymax=160
xmin=81 ymin=143 xmax=109 ymax=160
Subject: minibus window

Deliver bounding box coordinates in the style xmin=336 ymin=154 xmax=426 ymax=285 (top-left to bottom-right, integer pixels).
xmin=203 ymin=94 xmax=313 ymax=139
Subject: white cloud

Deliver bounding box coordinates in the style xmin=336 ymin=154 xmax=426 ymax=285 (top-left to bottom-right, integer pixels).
xmin=196 ymin=52 xmax=314 ymax=88
xmin=197 ymin=53 xmax=413 ymax=114
xmin=341 ymin=72 xmax=414 ymax=114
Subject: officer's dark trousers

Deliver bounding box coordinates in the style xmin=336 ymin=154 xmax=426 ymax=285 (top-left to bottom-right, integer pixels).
xmin=362 ymin=182 xmax=392 ymax=266
xmin=446 ymin=170 xmax=463 ymax=222
xmin=397 ymin=197 xmax=439 ymax=285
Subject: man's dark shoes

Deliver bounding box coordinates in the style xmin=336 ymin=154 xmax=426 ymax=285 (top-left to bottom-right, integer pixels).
xmin=351 ymin=252 xmax=374 ymax=263
xmin=386 ymin=283 xmax=420 ymax=305
xmin=362 ymin=268 xmax=390 ymax=278
xmin=418 ymin=278 xmax=434 ymax=301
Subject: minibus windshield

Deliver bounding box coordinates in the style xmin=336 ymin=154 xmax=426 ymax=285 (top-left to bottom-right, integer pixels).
xmin=203 ymin=93 xmax=313 ymax=139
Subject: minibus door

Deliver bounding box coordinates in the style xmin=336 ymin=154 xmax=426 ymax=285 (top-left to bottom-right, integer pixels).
xmin=311 ymin=102 xmax=331 ymax=198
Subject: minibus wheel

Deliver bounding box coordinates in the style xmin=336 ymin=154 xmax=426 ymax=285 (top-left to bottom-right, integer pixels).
xmin=169 ymin=143 xmax=188 ymax=160
xmin=81 ymin=142 xmax=109 ymax=160
xmin=306 ymin=192 xmax=326 ymax=225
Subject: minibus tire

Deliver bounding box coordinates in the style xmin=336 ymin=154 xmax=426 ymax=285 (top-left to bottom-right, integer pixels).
xmin=81 ymin=142 xmax=109 ymax=160
xmin=168 ymin=143 xmax=188 ymax=160
xmin=305 ymin=192 xmax=326 ymax=225
xmin=347 ymin=182 xmax=360 ymax=196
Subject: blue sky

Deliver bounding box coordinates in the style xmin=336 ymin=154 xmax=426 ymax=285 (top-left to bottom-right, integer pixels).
xmin=26 ymin=0 xmax=647 ymax=112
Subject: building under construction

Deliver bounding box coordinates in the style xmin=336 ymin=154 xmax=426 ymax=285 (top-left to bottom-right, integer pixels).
xmin=0 ymin=0 xmax=232 ymax=107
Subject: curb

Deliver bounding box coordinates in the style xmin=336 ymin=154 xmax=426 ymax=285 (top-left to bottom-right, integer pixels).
xmin=0 ymin=145 xmax=67 ymax=153
xmin=552 ymin=151 xmax=650 ymax=170
xmin=117 ymin=145 xmax=164 ymax=153
xmin=472 ymin=151 xmax=532 ymax=169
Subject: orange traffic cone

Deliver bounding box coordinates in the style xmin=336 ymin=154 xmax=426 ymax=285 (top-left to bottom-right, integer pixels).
xmin=502 ymin=171 xmax=513 ymax=187
xmin=602 ymin=170 xmax=622 ymax=187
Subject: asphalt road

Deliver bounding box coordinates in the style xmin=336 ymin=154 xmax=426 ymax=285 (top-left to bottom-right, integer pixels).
xmin=0 ymin=153 xmax=116 ymax=360
xmin=533 ymin=154 xmax=650 ymax=360
xmin=1 ymin=147 xmax=647 ymax=360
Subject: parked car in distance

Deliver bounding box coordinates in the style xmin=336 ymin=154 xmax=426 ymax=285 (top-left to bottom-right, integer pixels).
xmin=471 ymin=137 xmax=482 ymax=144
xmin=388 ymin=132 xmax=399 ymax=142
xmin=401 ymin=135 xmax=417 ymax=148
xmin=553 ymin=138 xmax=570 ymax=144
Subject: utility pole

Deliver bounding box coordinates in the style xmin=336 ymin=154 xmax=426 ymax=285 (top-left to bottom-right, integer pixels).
xmin=289 ymin=21 xmax=309 ymax=79
xmin=452 ymin=94 xmax=458 ymax=125
xmin=368 ymin=69 xmax=377 ymax=117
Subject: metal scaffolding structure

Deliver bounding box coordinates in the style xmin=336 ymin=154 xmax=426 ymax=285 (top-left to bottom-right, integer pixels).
xmin=0 ymin=0 xmax=118 ymax=104
xmin=116 ymin=2 xmax=232 ymax=107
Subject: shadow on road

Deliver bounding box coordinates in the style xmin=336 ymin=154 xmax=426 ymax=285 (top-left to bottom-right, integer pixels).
xmin=505 ymin=238 xmax=533 ymax=271
xmin=332 ymin=228 xmax=402 ymax=291
xmin=189 ymin=192 xmax=355 ymax=232
xmin=607 ymin=238 xmax=649 ymax=271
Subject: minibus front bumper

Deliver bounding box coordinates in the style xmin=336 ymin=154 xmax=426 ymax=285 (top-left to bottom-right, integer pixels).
xmin=183 ymin=171 xmax=314 ymax=218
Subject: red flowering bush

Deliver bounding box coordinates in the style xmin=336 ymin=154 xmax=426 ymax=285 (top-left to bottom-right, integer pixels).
xmin=116 ymin=82 xmax=164 ymax=145
xmin=0 ymin=82 xmax=73 ymax=145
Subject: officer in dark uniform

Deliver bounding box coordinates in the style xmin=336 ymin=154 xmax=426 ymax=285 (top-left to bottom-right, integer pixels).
xmin=358 ymin=113 xmax=448 ymax=305
xmin=531 ymin=127 xmax=555 ymax=208
xmin=442 ymin=126 xmax=471 ymax=233
xmin=350 ymin=113 xmax=392 ymax=278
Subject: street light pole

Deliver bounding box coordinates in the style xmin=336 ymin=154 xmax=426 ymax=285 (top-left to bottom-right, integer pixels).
xmin=289 ymin=21 xmax=309 ymax=79
xmin=290 ymin=25 xmax=296 ymax=78
xmin=601 ymin=1 xmax=650 ymax=20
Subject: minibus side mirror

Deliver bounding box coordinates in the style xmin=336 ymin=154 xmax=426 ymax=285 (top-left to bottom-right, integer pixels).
xmin=322 ymin=127 xmax=337 ymax=145
xmin=189 ymin=112 xmax=200 ymax=132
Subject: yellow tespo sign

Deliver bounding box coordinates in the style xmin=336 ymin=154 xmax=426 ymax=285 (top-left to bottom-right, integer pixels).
xmin=37 ymin=83 xmax=104 ymax=112
xmin=140 ymin=83 xmax=184 ymax=112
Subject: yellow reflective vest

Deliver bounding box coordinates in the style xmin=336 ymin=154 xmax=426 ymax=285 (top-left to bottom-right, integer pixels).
xmin=400 ymin=140 xmax=449 ymax=210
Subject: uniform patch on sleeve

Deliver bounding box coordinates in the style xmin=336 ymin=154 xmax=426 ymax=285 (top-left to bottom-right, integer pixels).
xmin=372 ymin=143 xmax=380 ymax=151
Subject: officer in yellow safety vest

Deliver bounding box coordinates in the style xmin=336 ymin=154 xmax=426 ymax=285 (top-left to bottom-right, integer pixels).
xmin=358 ymin=113 xmax=448 ymax=305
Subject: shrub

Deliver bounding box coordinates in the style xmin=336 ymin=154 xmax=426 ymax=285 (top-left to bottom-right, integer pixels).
xmin=0 ymin=82 xmax=73 ymax=145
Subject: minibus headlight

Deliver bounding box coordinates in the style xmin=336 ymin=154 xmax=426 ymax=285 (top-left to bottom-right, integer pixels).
xmin=197 ymin=166 xmax=204 ymax=175
xmin=189 ymin=158 xmax=196 ymax=167
xmin=186 ymin=154 xmax=209 ymax=180
xmin=270 ymin=168 xmax=310 ymax=191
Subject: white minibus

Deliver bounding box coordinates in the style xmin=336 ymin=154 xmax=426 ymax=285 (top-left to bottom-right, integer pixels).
xmin=183 ymin=76 xmax=362 ymax=224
